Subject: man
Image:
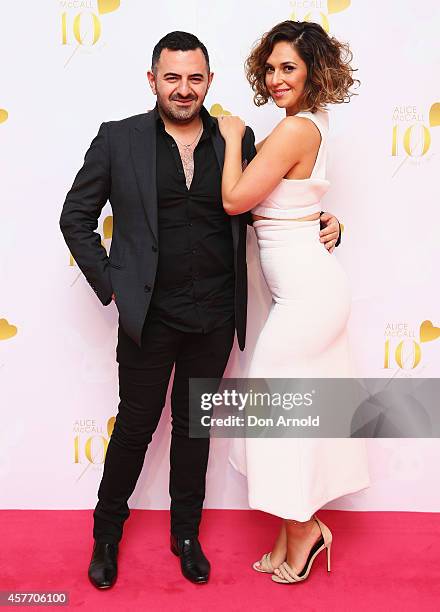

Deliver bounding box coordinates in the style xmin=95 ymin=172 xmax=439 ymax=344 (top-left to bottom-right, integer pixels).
xmin=60 ymin=31 xmax=341 ymax=589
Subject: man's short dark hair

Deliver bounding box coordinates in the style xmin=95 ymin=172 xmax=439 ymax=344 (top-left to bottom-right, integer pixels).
xmin=151 ymin=31 xmax=210 ymax=73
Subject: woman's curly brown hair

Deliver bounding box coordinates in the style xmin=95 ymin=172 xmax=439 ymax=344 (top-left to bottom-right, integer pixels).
xmin=245 ymin=20 xmax=359 ymax=112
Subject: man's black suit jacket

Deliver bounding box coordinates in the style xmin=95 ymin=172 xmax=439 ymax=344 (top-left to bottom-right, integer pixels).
xmin=60 ymin=110 xmax=256 ymax=350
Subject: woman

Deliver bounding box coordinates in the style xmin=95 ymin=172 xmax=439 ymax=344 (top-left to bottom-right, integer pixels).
xmin=218 ymin=20 xmax=370 ymax=584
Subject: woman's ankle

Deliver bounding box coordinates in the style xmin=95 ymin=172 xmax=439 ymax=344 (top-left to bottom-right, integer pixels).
xmin=285 ymin=517 xmax=314 ymax=532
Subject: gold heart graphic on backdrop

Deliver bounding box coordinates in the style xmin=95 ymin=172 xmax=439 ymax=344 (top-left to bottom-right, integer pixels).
xmin=0 ymin=318 xmax=17 ymax=340
xmin=0 ymin=109 xmax=8 ymax=124
xmin=328 ymin=0 xmax=351 ymax=14
xmin=429 ymin=102 xmax=440 ymax=128
xmin=97 ymin=0 xmax=120 ymax=14
xmin=107 ymin=416 xmax=116 ymax=437
xmin=103 ymin=215 xmax=113 ymax=240
xmin=420 ymin=320 xmax=440 ymax=343
xmin=210 ymin=103 xmax=232 ymax=117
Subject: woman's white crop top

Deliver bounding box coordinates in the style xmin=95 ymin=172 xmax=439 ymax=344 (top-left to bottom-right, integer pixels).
xmin=251 ymin=110 xmax=330 ymax=219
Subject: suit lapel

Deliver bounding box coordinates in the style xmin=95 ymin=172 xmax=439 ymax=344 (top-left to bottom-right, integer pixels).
xmin=212 ymin=123 xmax=240 ymax=253
xmin=130 ymin=112 xmax=158 ymax=243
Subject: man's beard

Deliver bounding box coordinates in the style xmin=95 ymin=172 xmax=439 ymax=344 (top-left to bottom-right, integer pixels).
xmin=156 ymin=90 xmax=205 ymax=123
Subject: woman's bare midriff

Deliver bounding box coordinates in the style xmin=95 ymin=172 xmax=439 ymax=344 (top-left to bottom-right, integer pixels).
xmin=252 ymin=212 xmax=321 ymax=222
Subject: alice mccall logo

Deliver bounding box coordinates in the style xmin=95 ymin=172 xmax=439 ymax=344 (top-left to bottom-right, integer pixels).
xmin=60 ymin=0 xmax=120 ymax=48
xmin=391 ymin=102 xmax=440 ymax=165
xmin=289 ymin=0 xmax=351 ymax=33
xmin=384 ymin=320 xmax=440 ymax=371
xmin=74 ymin=415 xmax=115 ymax=466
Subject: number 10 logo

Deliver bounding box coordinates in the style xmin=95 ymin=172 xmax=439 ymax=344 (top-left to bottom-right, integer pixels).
xmin=391 ymin=124 xmax=431 ymax=158
xmin=61 ymin=12 xmax=102 ymax=46
xmin=384 ymin=339 xmax=421 ymax=370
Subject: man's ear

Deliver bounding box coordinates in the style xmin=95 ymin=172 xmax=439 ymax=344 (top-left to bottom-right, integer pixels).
xmin=207 ymin=72 xmax=214 ymax=91
xmin=147 ymin=70 xmax=157 ymax=95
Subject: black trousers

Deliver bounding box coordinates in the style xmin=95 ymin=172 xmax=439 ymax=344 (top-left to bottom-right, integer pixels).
xmin=93 ymin=314 xmax=235 ymax=543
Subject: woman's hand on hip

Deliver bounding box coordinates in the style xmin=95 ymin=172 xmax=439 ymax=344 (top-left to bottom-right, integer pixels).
xmin=319 ymin=212 xmax=340 ymax=253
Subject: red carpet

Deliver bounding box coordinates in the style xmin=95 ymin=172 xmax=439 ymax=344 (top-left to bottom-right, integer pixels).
xmin=1 ymin=509 xmax=439 ymax=611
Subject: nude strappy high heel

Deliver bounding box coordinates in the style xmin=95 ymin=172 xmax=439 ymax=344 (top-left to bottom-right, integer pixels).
xmin=271 ymin=515 xmax=332 ymax=584
xmin=253 ymin=551 xmax=276 ymax=574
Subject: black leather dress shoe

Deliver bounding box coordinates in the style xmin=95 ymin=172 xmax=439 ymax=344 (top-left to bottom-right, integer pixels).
xmin=88 ymin=541 xmax=118 ymax=589
xmin=170 ymin=535 xmax=210 ymax=584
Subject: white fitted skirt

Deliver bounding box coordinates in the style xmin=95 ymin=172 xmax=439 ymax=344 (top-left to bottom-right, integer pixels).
xmin=229 ymin=219 xmax=370 ymax=520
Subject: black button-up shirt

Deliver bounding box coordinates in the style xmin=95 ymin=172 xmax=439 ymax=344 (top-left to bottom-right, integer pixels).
xmin=149 ymin=105 xmax=235 ymax=333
